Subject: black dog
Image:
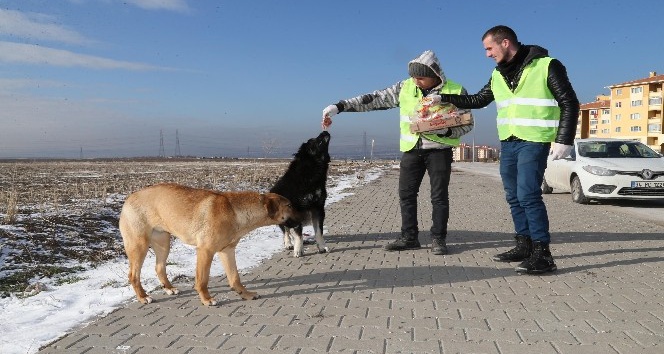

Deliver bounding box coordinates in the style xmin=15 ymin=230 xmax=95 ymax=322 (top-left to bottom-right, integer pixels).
xmin=270 ymin=131 xmax=331 ymax=257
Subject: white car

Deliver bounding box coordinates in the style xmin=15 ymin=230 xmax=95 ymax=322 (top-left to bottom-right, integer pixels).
xmin=542 ymin=138 xmax=664 ymax=204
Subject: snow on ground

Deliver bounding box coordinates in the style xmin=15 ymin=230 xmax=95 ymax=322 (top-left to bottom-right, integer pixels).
xmin=0 ymin=167 xmax=391 ymax=354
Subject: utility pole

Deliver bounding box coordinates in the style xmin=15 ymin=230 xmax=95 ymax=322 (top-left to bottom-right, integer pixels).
xmin=159 ymin=129 xmax=165 ymax=157
xmin=370 ymin=139 xmax=374 ymax=161
xmin=175 ymin=129 xmax=181 ymax=157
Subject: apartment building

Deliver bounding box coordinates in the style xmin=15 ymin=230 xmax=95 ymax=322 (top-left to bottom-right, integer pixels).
xmin=578 ymin=72 xmax=664 ymax=152
xmin=453 ymin=143 xmax=499 ymax=162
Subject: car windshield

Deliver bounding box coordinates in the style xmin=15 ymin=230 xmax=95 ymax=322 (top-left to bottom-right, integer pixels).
xmin=577 ymin=141 xmax=661 ymax=158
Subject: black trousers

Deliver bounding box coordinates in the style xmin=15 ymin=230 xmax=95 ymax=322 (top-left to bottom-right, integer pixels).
xmin=398 ymin=148 xmax=453 ymax=240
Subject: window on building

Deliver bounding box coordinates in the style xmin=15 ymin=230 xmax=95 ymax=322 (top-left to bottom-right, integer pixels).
xmin=601 ymin=128 xmax=609 ymax=134
xmin=602 ymin=109 xmax=610 ymax=115
xmin=615 ymin=114 xmax=621 ymax=121
xmin=630 ymin=126 xmax=642 ymax=132
xmin=648 ymin=123 xmax=662 ymax=133
xmin=615 ymin=101 xmax=622 ymax=107
xmin=590 ymin=129 xmax=597 ymax=134
xmin=630 ymin=113 xmax=641 ymax=120
xmin=649 ymin=97 xmax=662 ymax=105
xmin=631 ymin=100 xmax=643 ymax=106
xmin=630 ymin=87 xmax=643 ymax=94
xmin=601 ymin=118 xmax=610 ymax=124
xmin=616 ymin=88 xmax=622 ymax=95
xmin=590 ymin=119 xmax=598 ymax=125
xmin=615 ymin=127 xmax=621 ymax=133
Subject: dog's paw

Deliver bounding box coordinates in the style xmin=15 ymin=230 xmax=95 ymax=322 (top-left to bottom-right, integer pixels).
xmin=202 ymin=298 xmax=218 ymax=306
xmin=318 ymin=247 xmax=330 ymax=254
xmin=164 ymin=287 xmax=179 ymax=295
xmin=139 ymin=296 xmax=153 ymax=304
xmin=293 ymin=250 xmax=304 ymax=258
xmin=285 ymin=245 xmax=294 ymax=251
xmin=241 ymin=291 xmax=259 ymax=300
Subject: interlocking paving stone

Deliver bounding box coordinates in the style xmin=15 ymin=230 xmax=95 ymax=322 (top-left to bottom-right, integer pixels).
xmin=38 ymin=166 xmax=664 ymax=353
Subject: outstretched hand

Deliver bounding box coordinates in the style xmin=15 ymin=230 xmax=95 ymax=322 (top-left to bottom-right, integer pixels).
xmin=321 ymin=105 xmax=338 ymax=130
xmin=321 ymin=116 xmax=332 ymax=130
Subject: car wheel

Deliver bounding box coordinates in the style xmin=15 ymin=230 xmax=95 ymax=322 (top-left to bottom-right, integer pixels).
xmin=541 ymin=178 xmax=553 ymax=194
xmin=571 ymin=176 xmax=590 ymax=204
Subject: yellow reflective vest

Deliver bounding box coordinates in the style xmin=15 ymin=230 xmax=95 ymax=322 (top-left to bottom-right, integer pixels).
xmin=399 ymin=79 xmax=463 ymax=152
xmin=491 ymin=57 xmax=560 ymax=142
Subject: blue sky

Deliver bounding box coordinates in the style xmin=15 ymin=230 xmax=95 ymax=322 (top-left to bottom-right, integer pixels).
xmin=1 ymin=0 xmax=662 ymax=158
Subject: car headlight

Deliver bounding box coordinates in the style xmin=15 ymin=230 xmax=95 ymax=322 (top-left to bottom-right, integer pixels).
xmin=582 ymin=165 xmax=616 ymax=176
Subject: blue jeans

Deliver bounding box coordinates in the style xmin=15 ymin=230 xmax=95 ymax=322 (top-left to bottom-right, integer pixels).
xmin=399 ymin=148 xmax=453 ymax=239
xmin=499 ymin=141 xmax=551 ymax=243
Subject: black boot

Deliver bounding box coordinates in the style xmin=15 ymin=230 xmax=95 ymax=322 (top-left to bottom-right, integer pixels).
xmin=515 ymin=241 xmax=557 ymax=274
xmin=384 ymin=234 xmax=421 ymax=251
xmin=431 ymin=237 xmax=448 ymax=255
xmin=493 ymin=234 xmax=533 ymax=262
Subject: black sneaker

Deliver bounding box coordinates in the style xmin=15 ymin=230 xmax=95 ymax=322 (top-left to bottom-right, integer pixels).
xmin=431 ymin=238 xmax=448 ymax=255
xmin=493 ymin=234 xmax=533 ymax=262
xmin=515 ymin=241 xmax=557 ymax=274
xmin=384 ymin=237 xmax=421 ymax=251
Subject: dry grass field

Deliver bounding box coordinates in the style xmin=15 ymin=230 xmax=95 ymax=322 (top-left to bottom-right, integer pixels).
xmin=0 ymin=158 xmax=394 ymax=297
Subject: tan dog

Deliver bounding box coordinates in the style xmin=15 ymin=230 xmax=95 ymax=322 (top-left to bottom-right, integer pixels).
xmin=119 ymin=183 xmax=296 ymax=306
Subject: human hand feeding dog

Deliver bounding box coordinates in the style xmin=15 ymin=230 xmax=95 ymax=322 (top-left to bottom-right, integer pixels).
xmin=119 ymin=183 xmax=296 ymax=306
xmin=322 ymin=104 xmax=338 ymax=129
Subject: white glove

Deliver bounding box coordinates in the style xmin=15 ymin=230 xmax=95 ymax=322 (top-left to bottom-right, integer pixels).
xmin=322 ymin=104 xmax=339 ymax=118
xmin=549 ymin=143 xmax=573 ymax=160
xmin=421 ymin=94 xmax=442 ymax=106
xmin=322 ymin=105 xmax=339 ymax=130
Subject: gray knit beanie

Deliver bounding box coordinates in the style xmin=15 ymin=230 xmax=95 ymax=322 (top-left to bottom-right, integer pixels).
xmin=408 ymin=62 xmax=437 ymax=79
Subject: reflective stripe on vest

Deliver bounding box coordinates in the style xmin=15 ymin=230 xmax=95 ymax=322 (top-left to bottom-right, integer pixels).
xmin=399 ymin=79 xmax=464 ymax=152
xmin=491 ymin=57 xmax=560 ymax=142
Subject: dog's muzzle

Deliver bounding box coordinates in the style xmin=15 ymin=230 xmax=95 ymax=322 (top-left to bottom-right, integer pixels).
xmin=282 ymin=218 xmax=301 ymax=229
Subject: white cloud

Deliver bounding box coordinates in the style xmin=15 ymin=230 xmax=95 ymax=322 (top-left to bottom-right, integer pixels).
xmin=0 ymin=41 xmax=171 ymax=71
xmin=124 ymin=0 xmax=190 ymax=12
xmin=0 ymin=9 xmax=92 ymax=45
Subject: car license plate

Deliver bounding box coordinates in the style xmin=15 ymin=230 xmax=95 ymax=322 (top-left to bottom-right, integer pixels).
xmin=632 ymin=181 xmax=664 ymax=188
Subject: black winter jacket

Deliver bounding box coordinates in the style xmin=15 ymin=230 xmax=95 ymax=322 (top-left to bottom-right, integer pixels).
xmin=440 ymin=45 xmax=579 ymax=145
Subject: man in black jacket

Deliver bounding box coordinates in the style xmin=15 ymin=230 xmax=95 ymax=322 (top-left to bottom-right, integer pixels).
xmin=430 ymin=25 xmax=579 ymax=274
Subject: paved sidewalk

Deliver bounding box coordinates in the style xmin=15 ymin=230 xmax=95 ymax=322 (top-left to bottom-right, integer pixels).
xmin=41 ymin=167 xmax=664 ymax=354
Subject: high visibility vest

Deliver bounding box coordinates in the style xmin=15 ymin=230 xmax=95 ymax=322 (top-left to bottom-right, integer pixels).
xmin=491 ymin=57 xmax=560 ymax=142
xmin=399 ymin=79 xmax=463 ymax=152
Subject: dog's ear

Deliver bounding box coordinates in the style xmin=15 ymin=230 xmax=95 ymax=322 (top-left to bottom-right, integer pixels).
xmin=263 ymin=194 xmax=280 ymax=219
